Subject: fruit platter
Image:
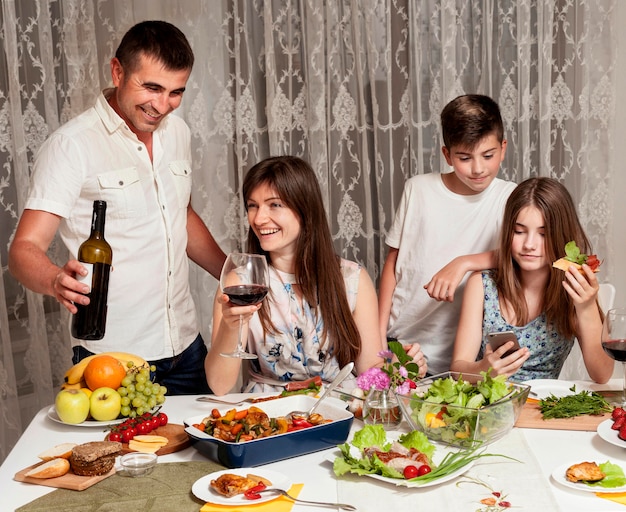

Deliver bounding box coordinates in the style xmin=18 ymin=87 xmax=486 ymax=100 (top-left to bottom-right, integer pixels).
xmin=53 ymin=351 xmax=167 ymax=426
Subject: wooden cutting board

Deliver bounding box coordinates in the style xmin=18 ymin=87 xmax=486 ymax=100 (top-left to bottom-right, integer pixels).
xmin=14 ymin=464 xmax=114 ymax=490
xmin=106 ymin=423 xmax=190 ymax=455
xmin=515 ymin=399 xmax=612 ymax=431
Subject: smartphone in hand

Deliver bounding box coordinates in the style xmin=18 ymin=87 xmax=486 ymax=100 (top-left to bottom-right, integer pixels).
xmin=487 ymin=331 xmax=520 ymax=358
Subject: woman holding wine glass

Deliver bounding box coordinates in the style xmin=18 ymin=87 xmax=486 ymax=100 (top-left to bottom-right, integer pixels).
xmin=206 ymin=156 xmax=407 ymax=395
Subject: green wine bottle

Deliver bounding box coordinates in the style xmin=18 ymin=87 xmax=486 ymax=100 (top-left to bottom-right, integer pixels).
xmin=71 ymin=200 xmax=112 ymax=340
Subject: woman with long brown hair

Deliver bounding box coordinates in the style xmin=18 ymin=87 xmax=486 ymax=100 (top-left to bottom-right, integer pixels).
xmin=450 ymin=177 xmax=612 ymax=383
xmin=206 ymin=156 xmax=412 ymax=394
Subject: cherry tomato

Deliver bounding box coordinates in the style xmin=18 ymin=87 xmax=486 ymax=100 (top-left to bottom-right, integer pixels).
xmin=108 ymin=431 xmax=121 ymax=442
xmin=158 ymin=412 xmax=168 ymax=426
xmin=417 ymin=464 xmax=432 ymax=476
xmin=136 ymin=422 xmax=150 ymax=435
xmin=121 ymin=428 xmax=135 ymax=443
xmin=403 ymin=465 xmax=419 ymax=479
xmin=150 ymin=417 xmax=160 ymax=430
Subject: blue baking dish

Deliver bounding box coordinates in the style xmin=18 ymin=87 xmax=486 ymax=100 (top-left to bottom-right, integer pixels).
xmin=184 ymin=394 xmax=353 ymax=468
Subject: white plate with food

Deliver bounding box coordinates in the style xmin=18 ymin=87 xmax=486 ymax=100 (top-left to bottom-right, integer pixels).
xmin=327 ymin=447 xmax=474 ymax=488
xmin=47 ymin=406 xmax=125 ymax=428
xmin=551 ymin=462 xmax=626 ymax=493
xmin=597 ymin=419 xmax=626 ymax=448
xmin=192 ymin=468 xmax=292 ymax=505
xmin=523 ymin=379 xmax=577 ymax=400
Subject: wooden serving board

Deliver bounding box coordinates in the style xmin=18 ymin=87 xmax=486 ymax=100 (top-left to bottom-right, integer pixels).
xmin=515 ymin=399 xmax=612 ymax=431
xmin=106 ymin=423 xmax=190 ymax=455
xmin=14 ymin=464 xmax=114 ymax=490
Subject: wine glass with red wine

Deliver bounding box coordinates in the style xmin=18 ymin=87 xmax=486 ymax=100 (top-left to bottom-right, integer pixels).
xmin=601 ymin=308 xmax=626 ymax=405
xmin=219 ymin=253 xmax=269 ymax=359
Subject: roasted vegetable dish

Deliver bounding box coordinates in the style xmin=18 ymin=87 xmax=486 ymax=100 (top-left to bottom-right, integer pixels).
xmin=192 ymin=406 xmax=330 ymax=442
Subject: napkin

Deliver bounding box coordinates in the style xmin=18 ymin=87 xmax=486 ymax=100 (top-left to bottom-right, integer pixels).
xmin=16 ymin=461 xmax=224 ymax=512
xmin=200 ymin=483 xmax=303 ymax=512
xmin=596 ymin=492 xmax=626 ymax=505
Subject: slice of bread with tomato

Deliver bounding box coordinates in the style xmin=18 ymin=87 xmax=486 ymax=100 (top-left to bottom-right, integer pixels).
xmin=553 ymin=240 xmax=601 ymax=273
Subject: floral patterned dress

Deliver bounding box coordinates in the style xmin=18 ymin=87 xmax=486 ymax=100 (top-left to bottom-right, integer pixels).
xmin=479 ymin=271 xmax=574 ymax=382
xmin=244 ymin=259 xmax=361 ymax=392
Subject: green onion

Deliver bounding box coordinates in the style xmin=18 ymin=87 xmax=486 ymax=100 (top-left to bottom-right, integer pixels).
xmin=539 ymin=388 xmax=612 ymax=419
xmin=410 ymin=445 xmax=518 ymax=484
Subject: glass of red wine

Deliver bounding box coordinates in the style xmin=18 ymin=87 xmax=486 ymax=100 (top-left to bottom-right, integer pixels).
xmin=601 ymin=308 xmax=626 ymax=405
xmin=219 ymin=252 xmax=269 ymax=359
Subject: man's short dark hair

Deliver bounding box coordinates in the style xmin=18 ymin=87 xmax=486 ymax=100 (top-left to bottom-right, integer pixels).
xmin=115 ymin=20 xmax=194 ymax=73
xmin=441 ymin=94 xmax=504 ymax=150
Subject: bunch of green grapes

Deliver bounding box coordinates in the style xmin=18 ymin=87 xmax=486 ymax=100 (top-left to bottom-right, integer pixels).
xmin=116 ymin=362 xmax=167 ymax=418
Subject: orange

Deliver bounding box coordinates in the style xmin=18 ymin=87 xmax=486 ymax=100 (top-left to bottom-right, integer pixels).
xmin=83 ymin=355 xmax=126 ymax=391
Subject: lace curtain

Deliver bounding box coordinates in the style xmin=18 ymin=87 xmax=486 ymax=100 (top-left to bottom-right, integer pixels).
xmin=0 ymin=0 xmax=616 ymax=463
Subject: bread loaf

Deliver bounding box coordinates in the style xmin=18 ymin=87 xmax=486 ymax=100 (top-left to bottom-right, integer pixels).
xmin=37 ymin=442 xmax=77 ymax=461
xmin=69 ymin=441 xmax=122 ymax=476
xmin=25 ymin=458 xmax=70 ymax=479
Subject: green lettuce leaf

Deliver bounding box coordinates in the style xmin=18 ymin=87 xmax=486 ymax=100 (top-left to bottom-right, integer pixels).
xmin=564 ymin=240 xmax=587 ymax=265
xmin=350 ymin=424 xmax=390 ymax=451
xmin=586 ymin=462 xmax=626 ymax=488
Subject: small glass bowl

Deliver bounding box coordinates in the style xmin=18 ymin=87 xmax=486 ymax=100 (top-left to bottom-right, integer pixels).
xmin=120 ymin=452 xmax=158 ymax=477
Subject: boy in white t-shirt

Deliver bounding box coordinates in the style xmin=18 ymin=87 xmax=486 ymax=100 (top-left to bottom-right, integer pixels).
xmin=378 ymin=94 xmax=517 ymax=375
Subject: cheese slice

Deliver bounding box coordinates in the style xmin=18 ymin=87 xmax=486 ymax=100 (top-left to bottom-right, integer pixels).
xmin=128 ymin=439 xmax=167 ymax=453
xmin=132 ymin=435 xmax=169 ymax=444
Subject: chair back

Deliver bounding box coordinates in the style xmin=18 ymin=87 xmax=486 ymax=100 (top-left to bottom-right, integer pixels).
xmin=559 ymin=282 xmax=617 ymax=381
xmin=598 ymin=283 xmax=616 ymax=314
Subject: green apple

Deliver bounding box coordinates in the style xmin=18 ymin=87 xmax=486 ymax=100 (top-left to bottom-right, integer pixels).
xmin=89 ymin=387 xmax=122 ymax=421
xmin=55 ymin=388 xmax=90 ymax=424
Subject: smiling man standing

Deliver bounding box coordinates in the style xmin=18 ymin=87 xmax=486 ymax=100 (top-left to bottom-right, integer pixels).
xmin=9 ymin=21 xmax=225 ymax=394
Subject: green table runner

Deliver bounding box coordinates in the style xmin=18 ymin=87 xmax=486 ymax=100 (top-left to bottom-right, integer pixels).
xmin=17 ymin=461 xmax=225 ymax=512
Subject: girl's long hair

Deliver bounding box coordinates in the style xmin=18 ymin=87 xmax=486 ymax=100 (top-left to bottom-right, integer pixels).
xmin=494 ymin=177 xmax=593 ymax=337
xmin=242 ymin=156 xmax=361 ymax=367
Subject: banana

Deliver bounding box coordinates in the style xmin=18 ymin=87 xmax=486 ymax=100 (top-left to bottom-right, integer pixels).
xmin=111 ymin=352 xmax=149 ymax=371
xmin=60 ymin=380 xmax=86 ymax=390
xmin=64 ymin=357 xmax=96 ymax=385
xmin=64 ymin=352 xmax=149 ymax=384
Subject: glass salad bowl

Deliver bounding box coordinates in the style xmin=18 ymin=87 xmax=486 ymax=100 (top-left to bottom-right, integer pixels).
xmin=396 ymin=371 xmax=530 ymax=447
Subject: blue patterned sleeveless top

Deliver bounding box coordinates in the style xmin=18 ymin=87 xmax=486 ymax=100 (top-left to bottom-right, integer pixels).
xmin=480 ymin=271 xmax=574 ymax=382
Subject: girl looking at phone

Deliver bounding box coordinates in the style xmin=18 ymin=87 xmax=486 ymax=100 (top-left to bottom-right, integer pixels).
xmin=450 ymin=177 xmax=612 ymax=383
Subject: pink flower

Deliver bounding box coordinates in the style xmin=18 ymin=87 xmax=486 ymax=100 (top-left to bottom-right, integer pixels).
xmin=394 ymin=381 xmax=411 ymax=395
xmin=357 ymin=341 xmax=421 ymax=393
xmin=356 ymin=367 xmax=391 ymax=391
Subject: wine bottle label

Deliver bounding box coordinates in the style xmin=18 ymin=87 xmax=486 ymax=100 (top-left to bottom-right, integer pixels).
xmin=77 ymin=262 xmax=94 ymax=292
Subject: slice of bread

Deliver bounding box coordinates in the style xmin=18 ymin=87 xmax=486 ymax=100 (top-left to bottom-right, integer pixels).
xmin=553 ymin=257 xmax=600 ymax=273
xmin=25 ymin=458 xmax=70 ymax=479
xmin=70 ymin=441 xmax=122 ymax=463
xmin=69 ymin=441 xmax=122 ymax=476
xmin=553 ymin=257 xmax=581 ymax=272
xmin=37 ymin=442 xmax=77 ymax=461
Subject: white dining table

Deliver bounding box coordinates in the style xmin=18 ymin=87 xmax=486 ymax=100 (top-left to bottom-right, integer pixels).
xmin=2 ymin=379 xmax=626 ymax=511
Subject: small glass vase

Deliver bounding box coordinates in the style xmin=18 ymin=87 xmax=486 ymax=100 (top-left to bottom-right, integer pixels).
xmin=362 ymin=387 xmax=402 ymax=430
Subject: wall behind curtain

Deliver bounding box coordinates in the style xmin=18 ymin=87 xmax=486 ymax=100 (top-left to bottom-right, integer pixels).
xmin=0 ymin=0 xmax=617 ymax=463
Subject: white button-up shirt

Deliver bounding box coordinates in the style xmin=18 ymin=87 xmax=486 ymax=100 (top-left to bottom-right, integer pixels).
xmin=26 ymin=89 xmax=198 ymax=360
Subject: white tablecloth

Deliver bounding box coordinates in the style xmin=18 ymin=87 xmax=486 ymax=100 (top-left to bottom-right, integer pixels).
xmin=2 ymin=380 xmax=626 ymax=511
xmin=336 ymin=428 xmax=559 ymax=511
